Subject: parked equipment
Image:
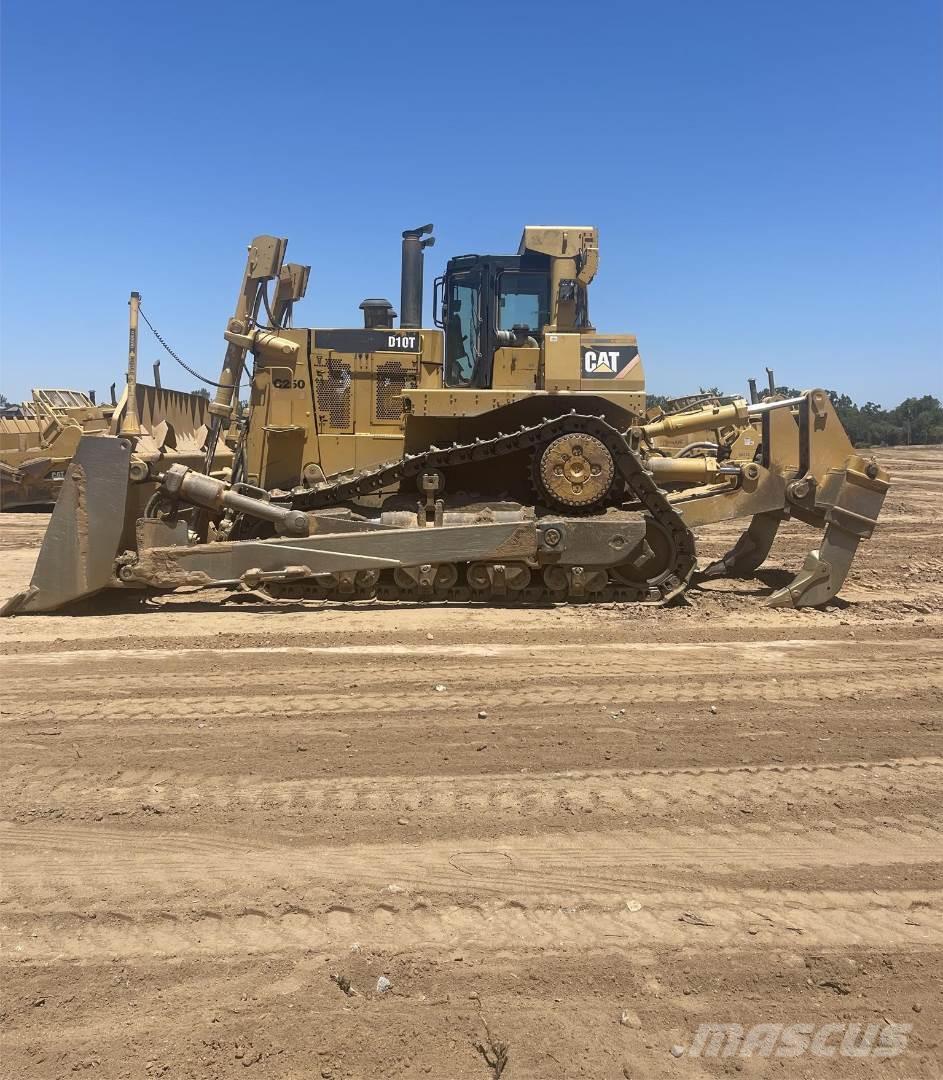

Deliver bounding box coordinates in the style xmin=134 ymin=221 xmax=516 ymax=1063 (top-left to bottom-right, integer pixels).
xmin=1 ymin=226 xmax=889 ymax=615
xmin=1 ymin=293 xmax=232 ymax=511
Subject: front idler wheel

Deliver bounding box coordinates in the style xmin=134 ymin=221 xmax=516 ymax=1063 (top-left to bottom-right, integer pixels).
xmin=609 ymin=519 xmax=679 ymax=596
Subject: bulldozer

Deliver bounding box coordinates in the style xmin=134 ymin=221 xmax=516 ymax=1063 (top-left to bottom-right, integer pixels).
xmin=1 ymin=389 xmax=114 ymax=510
xmin=2 ymin=225 xmax=890 ymax=615
xmin=0 ymin=301 xmax=233 ymax=512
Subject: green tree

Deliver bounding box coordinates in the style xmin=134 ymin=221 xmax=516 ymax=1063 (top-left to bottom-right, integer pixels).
xmin=893 ymin=396 xmax=943 ymax=445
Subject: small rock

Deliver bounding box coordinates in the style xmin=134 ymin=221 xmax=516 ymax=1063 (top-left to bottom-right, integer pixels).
xmin=709 ymin=704 xmax=718 ymax=714
xmin=31 ymin=997 xmax=45 ymax=1007
xmin=434 ymin=684 xmax=447 ymax=692
xmin=670 ymin=1045 xmax=685 ymax=1058
xmin=913 ymin=1003 xmax=922 ymax=1013
xmin=376 ymin=976 xmax=392 ymax=993
xmin=478 ymin=710 xmax=488 ymax=719
xmin=620 ymin=1009 xmax=642 ymax=1028
xmin=321 ymin=1069 xmax=333 ymax=1079
xmin=297 ymin=745 xmax=309 ymax=752
xmin=397 ymin=817 xmax=409 ymax=826
xmin=426 ymin=633 xmax=434 ymax=640
xmin=626 ymin=900 xmax=642 ymax=912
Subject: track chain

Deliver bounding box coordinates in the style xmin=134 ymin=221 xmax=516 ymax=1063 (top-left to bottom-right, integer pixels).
xmin=271 ymin=414 xmax=697 ymax=605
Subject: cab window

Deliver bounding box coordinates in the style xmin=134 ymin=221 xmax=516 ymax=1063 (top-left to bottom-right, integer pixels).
xmin=445 ymin=277 xmax=481 ymax=386
xmin=498 ymin=271 xmax=549 ymax=333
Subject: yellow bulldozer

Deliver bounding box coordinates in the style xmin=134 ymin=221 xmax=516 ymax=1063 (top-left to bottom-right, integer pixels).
xmin=0 ymin=382 xmax=227 ymax=511
xmin=1 ymin=389 xmax=114 ymax=510
xmin=2 ymin=225 xmax=889 ymax=615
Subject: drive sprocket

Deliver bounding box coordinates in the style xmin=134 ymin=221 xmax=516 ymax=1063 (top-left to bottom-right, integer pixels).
xmin=534 ymin=433 xmax=615 ymax=510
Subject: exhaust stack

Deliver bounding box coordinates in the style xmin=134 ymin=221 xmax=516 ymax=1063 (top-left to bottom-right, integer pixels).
xmin=400 ymin=224 xmax=434 ymax=329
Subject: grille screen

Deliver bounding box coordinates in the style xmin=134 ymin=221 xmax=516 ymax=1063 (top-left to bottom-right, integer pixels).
xmin=315 ymin=360 xmax=352 ymax=430
xmin=375 ymin=361 xmax=411 ymax=421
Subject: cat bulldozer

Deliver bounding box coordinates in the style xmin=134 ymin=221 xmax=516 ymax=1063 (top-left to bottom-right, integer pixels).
xmin=0 ymin=384 xmax=229 ymax=512
xmin=2 ymin=224 xmax=889 ymax=615
xmin=0 ymin=389 xmax=114 ymax=510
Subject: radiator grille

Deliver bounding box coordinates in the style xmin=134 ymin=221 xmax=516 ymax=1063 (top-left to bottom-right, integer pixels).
xmin=315 ymin=361 xmax=352 ymax=430
xmin=375 ymin=361 xmax=412 ymax=421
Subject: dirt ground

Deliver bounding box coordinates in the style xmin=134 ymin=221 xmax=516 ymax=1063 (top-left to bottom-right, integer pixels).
xmin=1 ymin=445 xmax=941 ymax=1079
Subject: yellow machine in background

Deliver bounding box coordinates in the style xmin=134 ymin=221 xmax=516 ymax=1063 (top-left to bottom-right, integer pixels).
xmin=3 ymin=224 xmax=889 ymax=615
xmin=1 ymin=389 xmax=113 ymax=509
xmin=0 ymin=294 xmax=231 ymax=511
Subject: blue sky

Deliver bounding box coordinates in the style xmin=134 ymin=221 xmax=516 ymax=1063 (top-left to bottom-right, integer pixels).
xmin=2 ymin=0 xmax=941 ymax=406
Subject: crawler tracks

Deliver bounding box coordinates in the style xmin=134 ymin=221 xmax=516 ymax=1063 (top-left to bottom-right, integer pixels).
xmin=278 ymin=412 xmax=697 ymax=603
xmin=1 ymin=445 xmax=941 ymax=1079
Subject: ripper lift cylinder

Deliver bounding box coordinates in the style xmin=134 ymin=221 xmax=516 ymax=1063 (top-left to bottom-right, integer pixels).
xmin=642 ymin=399 xmax=750 ymax=440
xmin=648 ymin=456 xmax=739 ymax=484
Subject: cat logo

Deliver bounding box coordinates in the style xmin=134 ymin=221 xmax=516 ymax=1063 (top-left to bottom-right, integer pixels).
xmin=583 ymin=349 xmax=620 ymax=374
xmin=580 ymin=343 xmax=640 ymax=379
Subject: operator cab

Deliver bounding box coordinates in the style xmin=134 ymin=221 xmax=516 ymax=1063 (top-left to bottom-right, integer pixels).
xmin=434 ymin=246 xmax=591 ymax=389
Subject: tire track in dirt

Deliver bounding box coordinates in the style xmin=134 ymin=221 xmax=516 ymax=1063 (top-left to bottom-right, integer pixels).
xmin=4 ymin=668 xmax=941 ymax=725
xmin=3 ymin=819 xmax=941 ymax=904
xmin=4 ymin=887 xmax=939 ymax=961
xmin=5 ymin=757 xmax=940 ymax=827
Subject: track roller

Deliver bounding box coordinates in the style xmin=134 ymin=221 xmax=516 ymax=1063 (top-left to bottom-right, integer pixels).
xmin=392 ymin=563 xmax=459 ymax=596
xmin=467 ymin=562 xmax=532 ymax=596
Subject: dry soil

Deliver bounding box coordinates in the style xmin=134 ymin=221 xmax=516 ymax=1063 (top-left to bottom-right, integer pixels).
xmin=1 ymin=445 xmax=941 ymax=1079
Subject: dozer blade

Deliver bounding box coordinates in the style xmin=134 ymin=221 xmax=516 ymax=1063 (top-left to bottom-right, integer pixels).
xmin=0 ymin=436 xmax=132 ymax=615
